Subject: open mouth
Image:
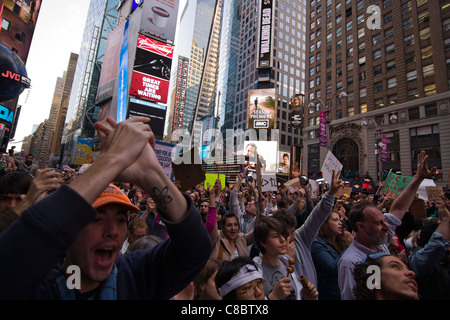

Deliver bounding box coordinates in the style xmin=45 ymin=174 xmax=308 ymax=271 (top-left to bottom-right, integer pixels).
xmin=94 ymin=247 xmax=116 ymax=268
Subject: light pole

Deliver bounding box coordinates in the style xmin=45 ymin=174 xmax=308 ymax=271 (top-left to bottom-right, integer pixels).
xmin=361 ymin=112 xmax=398 ymax=185
xmin=307 ymin=88 xmax=347 ymax=148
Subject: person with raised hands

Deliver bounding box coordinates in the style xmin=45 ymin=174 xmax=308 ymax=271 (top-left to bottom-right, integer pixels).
xmin=338 ymin=150 xmax=435 ymax=300
xmin=0 ymin=116 xmax=212 ymax=299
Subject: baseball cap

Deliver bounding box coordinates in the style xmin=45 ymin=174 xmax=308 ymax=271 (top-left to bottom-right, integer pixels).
xmin=92 ymin=184 xmax=140 ymax=213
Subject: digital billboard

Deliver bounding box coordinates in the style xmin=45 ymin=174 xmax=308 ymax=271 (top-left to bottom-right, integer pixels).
xmin=129 ymin=34 xmax=174 ymax=104
xmin=247 ymin=88 xmax=277 ymax=130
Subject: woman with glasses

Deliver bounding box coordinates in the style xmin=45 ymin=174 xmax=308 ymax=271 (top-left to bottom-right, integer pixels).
xmin=215 ymin=256 xmax=267 ymax=300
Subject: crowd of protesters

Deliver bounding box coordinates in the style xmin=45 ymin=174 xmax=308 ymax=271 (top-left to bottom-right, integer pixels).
xmin=0 ymin=116 xmax=449 ymax=301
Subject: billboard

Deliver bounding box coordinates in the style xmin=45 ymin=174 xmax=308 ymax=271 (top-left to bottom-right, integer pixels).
xmin=172 ymin=56 xmax=189 ymax=133
xmin=72 ymin=137 xmax=94 ymax=166
xmin=277 ymin=150 xmax=291 ymax=174
xmin=139 ymin=0 xmax=180 ymax=45
xmin=247 ymin=88 xmax=277 ymax=130
xmin=256 ymin=0 xmax=274 ymax=68
xmin=127 ymin=97 xmax=167 ymax=140
xmin=129 ymin=34 xmax=174 ymax=103
xmin=241 ymin=140 xmax=278 ymax=174
xmin=95 ymin=21 xmax=125 ymax=104
xmin=290 ymin=93 xmax=304 ymax=129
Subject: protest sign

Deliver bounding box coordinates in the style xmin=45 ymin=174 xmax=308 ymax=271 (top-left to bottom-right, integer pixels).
xmin=426 ymin=186 xmax=444 ymax=203
xmin=321 ymin=150 xmax=343 ymax=185
xmin=204 ymin=174 xmax=226 ymax=190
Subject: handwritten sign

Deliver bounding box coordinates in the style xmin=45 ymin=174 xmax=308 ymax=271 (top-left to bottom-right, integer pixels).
xmin=426 ymin=186 xmax=444 ymax=203
xmin=321 ymin=150 xmax=343 ymax=184
xmin=382 ymin=170 xmax=413 ymax=198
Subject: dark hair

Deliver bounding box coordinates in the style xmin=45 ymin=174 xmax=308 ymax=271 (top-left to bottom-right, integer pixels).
xmin=0 ymin=171 xmax=33 ymax=195
xmin=352 ymin=255 xmax=384 ymax=300
xmin=272 ymin=208 xmax=297 ymax=229
xmin=220 ymin=212 xmax=240 ymax=230
xmin=215 ymin=256 xmax=259 ymax=300
xmin=348 ymin=202 xmax=379 ymax=232
xmin=127 ymin=234 xmax=162 ymax=252
xmin=417 ymin=217 xmax=440 ymax=248
xmin=254 ymin=216 xmax=288 ymax=254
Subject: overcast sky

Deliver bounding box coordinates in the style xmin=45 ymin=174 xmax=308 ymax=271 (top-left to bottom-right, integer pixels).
xmin=13 ymin=0 xmax=91 ymax=151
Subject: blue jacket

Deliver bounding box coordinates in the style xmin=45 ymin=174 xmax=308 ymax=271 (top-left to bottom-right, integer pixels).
xmin=0 ymin=184 xmax=212 ymax=299
xmin=311 ymin=236 xmax=343 ymax=300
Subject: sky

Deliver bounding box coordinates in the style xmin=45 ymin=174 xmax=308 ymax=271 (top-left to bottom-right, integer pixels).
xmin=12 ymin=0 xmax=91 ymax=151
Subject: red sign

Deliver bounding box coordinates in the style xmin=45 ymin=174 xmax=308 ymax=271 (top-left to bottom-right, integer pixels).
xmin=129 ymin=34 xmax=174 ymax=103
xmin=129 ymin=71 xmax=170 ymax=103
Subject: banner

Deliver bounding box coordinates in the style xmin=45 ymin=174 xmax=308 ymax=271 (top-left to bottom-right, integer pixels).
xmin=319 ymin=111 xmax=327 ymax=147
xmin=256 ymin=0 xmax=274 ymax=68
xmin=381 ymin=134 xmax=388 ymax=162
xmin=117 ymin=19 xmax=129 ymax=123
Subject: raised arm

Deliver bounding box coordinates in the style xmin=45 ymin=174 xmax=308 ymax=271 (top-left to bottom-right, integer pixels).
xmin=389 ymin=150 xmax=435 ymax=220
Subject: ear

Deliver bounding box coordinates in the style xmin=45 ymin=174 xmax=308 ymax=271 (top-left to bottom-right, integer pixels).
xmin=356 ymin=221 xmax=364 ymax=231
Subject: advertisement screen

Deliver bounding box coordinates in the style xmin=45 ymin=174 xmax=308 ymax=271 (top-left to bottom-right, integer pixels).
xmin=139 ymin=0 xmax=179 ymax=45
xmin=127 ymin=97 xmax=167 ymax=140
xmin=240 ymin=141 xmax=278 ymax=174
xmin=129 ymin=34 xmax=174 ymax=103
xmin=277 ymin=151 xmax=291 ymax=174
xmin=247 ymin=88 xmax=277 ymax=130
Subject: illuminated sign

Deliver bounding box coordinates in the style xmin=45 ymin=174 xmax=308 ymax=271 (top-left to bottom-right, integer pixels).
xmin=0 ymin=105 xmax=14 ymax=123
xmin=129 ymin=34 xmax=173 ymax=103
xmin=257 ymin=0 xmax=274 ymax=68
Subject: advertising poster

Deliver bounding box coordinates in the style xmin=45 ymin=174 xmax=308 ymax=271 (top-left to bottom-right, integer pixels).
xmin=241 ymin=140 xmax=278 ymax=174
xmin=256 ymin=0 xmax=274 ymax=68
xmin=72 ymin=137 xmax=94 ymax=166
xmin=139 ymin=0 xmax=179 ymax=44
xmin=277 ymin=151 xmax=291 ymax=174
xmin=247 ymin=88 xmax=277 ymax=130
xmin=129 ymin=34 xmax=174 ymax=103
xmin=96 ymin=21 xmax=125 ymax=104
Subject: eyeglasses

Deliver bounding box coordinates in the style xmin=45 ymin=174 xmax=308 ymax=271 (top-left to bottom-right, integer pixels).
xmin=236 ymin=279 xmax=266 ymax=296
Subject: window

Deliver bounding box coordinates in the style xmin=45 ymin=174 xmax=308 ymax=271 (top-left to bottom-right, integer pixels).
xmin=421 ymin=45 xmax=432 ymax=59
xmin=359 ymin=56 xmax=366 ymax=67
xmin=358 ymin=28 xmax=365 ymax=39
xmin=405 ymin=53 xmax=415 ymax=65
xmin=384 ymin=12 xmax=393 ymax=24
xmin=386 ymin=60 xmax=396 ymax=72
xmin=403 ymin=17 xmax=413 ymax=31
xmin=388 ymin=94 xmax=398 ymax=105
xmin=375 ymin=98 xmax=384 ymax=108
xmin=373 ymin=34 xmax=381 ymax=45
xmin=347 ymin=62 xmax=354 ymax=71
xmin=360 ymin=104 xmax=368 ymax=113
xmin=374 ymin=82 xmax=383 ymax=93
xmin=360 ymin=88 xmax=367 ymax=97
xmin=374 ymin=65 xmax=383 ymax=76
xmin=424 ymin=84 xmax=436 ymax=96
xmin=404 ymin=34 xmax=414 ymax=46
xmin=407 ymin=70 xmax=417 ymax=81
xmin=348 ymin=106 xmax=355 ymax=116
xmin=385 ymin=27 xmax=394 ymax=39
xmin=387 ymin=77 xmax=397 ymax=88
xmin=425 ymin=103 xmax=438 ymax=117
xmin=423 ymin=64 xmax=434 ymax=77
xmin=374 ymin=49 xmax=382 ymax=60
xmin=418 ymin=10 xmax=430 ymax=24
xmin=408 ymin=89 xmax=419 ymax=100
xmin=385 ymin=43 xmax=395 ymax=54
xmin=402 ymin=2 xmax=412 ymax=15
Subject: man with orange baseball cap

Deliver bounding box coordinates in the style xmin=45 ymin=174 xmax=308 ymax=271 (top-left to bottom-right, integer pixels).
xmin=0 ymin=116 xmax=212 ymax=300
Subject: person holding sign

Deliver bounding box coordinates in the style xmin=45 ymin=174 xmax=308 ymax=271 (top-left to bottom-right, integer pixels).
xmin=338 ymin=150 xmax=436 ymax=300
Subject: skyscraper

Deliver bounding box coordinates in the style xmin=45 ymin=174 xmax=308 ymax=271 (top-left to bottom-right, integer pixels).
xmin=304 ymin=0 xmax=450 ymax=185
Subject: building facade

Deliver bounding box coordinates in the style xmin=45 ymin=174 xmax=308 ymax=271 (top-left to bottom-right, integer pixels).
xmin=304 ymin=0 xmax=450 ymax=186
